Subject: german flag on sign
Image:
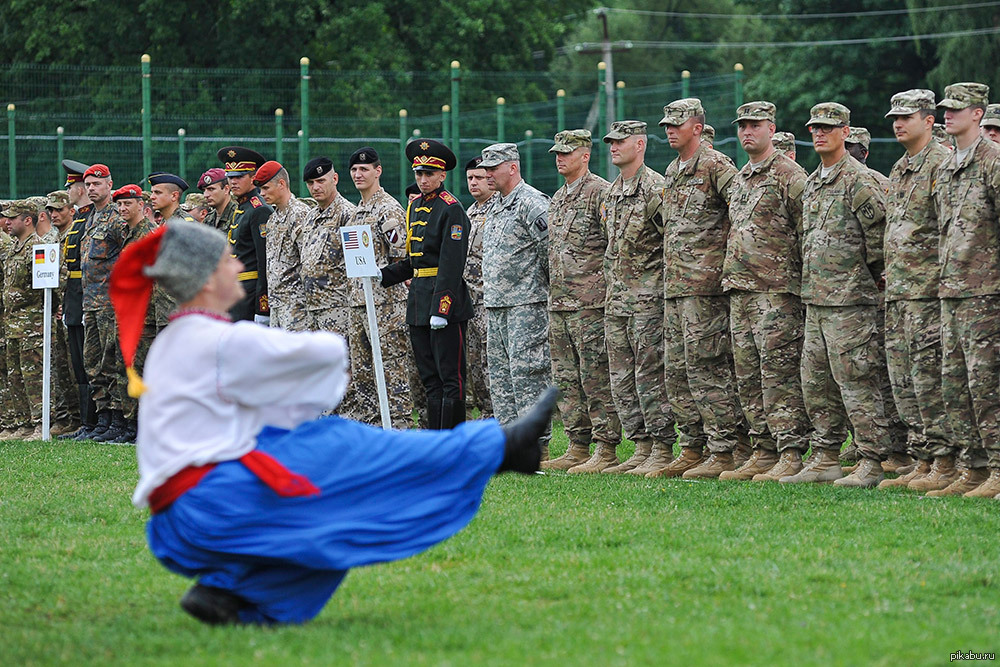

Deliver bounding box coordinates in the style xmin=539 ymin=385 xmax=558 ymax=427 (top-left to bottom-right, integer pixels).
xmin=34 ymin=249 xmax=45 ymax=264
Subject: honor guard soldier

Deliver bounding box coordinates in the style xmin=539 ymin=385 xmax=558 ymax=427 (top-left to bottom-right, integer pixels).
xmin=60 ymin=159 xmax=97 ymax=438
xmin=216 ymin=146 xmax=273 ymax=323
xmin=381 ymin=139 xmax=473 ymax=429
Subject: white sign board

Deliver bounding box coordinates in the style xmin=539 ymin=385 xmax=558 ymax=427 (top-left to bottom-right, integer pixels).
xmin=32 ymin=243 xmax=60 ymax=289
xmin=341 ymin=225 xmax=380 ymax=278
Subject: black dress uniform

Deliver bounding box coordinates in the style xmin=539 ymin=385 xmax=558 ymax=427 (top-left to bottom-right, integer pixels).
xmin=382 ymin=140 xmax=473 ymax=429
xmin=61 ymin=159 xmax=95 ymax=430
xmin=217 ymin=146 xmax=273 ymax=321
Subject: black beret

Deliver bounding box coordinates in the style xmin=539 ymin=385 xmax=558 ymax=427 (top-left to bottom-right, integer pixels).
xmin=464 ymin=156 xmax=484 ymax=172
xmin=348 ymin=147 xmax=380 ymax=168
xmin=147 ymin=172 xmax=190 ymax=192
xmin=303 ymin=156 xmax=334 ymax=181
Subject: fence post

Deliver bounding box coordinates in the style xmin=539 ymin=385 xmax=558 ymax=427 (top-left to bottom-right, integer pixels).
xmin=7 ymin=104 xmax=15 ymax=197
xmin=141 ymin=54 xmax=152 ymax=181
xmin=681 ymin=69 xmax=690 ymax=98
xmin=451 ymin=60 xmax=460 ymax=193
xmin=275 ymin=109 xmax=284 ymax=164
xmin=496 ymin=97 xmax=505 ymax=143
xmin=616 ymin=81 xmax=625 ymax=120
xmin=300 ymin=57 xmax=310 ymax=197
xmin=598 ymin=61 xmax=608 ymax=179
xmin=734 ymin=63 xmax=746 ymax=168
xmin=177 ymin=128 xmax=186 ymax=183
xmin=56 ymin=126 xmax=64 ymax=187
xmin=398 ymin=109 xmax=408 ymax=199
xmin=523 ymin=130 xmax=533 ymax=184
xmin=441 ymin=105 xmax=451 ymax=146
xmin=556 ymin=89 xmax=565 ymax=132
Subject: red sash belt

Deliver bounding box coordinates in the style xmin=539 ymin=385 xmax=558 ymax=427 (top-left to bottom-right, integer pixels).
xmin=149 ymin=450 xmax=320 ymax=514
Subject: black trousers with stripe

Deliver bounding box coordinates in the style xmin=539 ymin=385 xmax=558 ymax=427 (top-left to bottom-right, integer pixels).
xmin=409 ymin=321 xmax=467 ymax=402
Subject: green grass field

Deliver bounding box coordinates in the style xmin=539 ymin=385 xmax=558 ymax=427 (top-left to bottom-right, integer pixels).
xmin=2 ymin=428 xmax=999 ymax=666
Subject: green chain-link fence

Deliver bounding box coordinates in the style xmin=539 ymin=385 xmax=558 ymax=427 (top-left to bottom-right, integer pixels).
xmin=2 ymin=59 xmax=747 ymax=205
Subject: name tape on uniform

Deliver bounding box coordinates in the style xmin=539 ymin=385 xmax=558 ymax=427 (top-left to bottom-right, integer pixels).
xmin=32 ymin=243 xmax=60 ymax=289
xmin=341 ymin=224 xmax=380 ymax=278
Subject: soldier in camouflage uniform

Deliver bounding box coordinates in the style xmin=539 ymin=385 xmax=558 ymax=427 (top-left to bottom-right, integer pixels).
xmin=702 ymin=124 xmax=716 ymax=149
xmin=782 ymin=103 xmax=893 ymax=488
xmin=772 ymin=132 xmax=798 ymax=161
xmin=721 ymin=101 xmax=812 ymax=482
xmin=346 ymin=147 xmax=412 ymax=429
xmin=541 ymin=130 xmax=621 ymax=471
xmin=254 ymin=161 xmax=311 ymax=331
xmin=980 ymin=104 xmax=1000 ymax=144
xmin=463 ymin=156 xmax=494 ymax=420
xmin=181 ymin=192 xmax=210 ymax=223
xmin=876 ymin=90 xmax=957 ymax=491
xmin=76 ymin=164 xmax=129 ymax=441
xmin=0 ymin=225 xmax=14 ymax=439
xmin=45 ymin=191 xmax=81 ymax=434
xmin=480 ymin=143 xmax=553 ymax=448
xmin=658 ymin=98 xmax=745 ymax=480
xmin=933 ymin=123 xmax=953 ymax=150
xmin=2 ymin=201 xmax=48 ymax=439
xmin=930 ymin=82 xmax=1000 ymax=498
xmin=198 ymin=168 xmax=238 ymax=233
xmin=590 ymin=121 xmax=674 ymax=476
xmin=300 ymin=157 xmax=360 ymax=417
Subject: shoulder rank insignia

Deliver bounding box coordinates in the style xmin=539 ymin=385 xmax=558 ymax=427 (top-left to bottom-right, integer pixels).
xmin=450 ymin=224 xmax=463 ymax=240
xmin=440 ymin=191 xmax=458 ymax=205
xmin=260 ymin=294 xmax=269 ymax=313
xmin=250 ymin=196 xmax=264 ymax=208
xmin=438 ymin=295 xmax=452 ymax=315
xmin=259 ymin=223 xmax=267 ymax=237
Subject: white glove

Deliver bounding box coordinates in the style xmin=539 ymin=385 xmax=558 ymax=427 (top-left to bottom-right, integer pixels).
xmin=430 ymin=315 xmax=447 ymax=330
xmin=254 ymin=314 xmax=272 ymax=326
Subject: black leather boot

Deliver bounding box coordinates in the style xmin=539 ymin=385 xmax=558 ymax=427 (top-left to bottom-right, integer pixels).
xmin=498 ymin=387 xmax=558 ymax=474
xmin=74 ymin=409 xmax=110 ymax=441
xmin=180 ymin=584 xmax=246 ymax=625
xmin=441 ymin=398 xmax=466 ymax=429
xmin=93 ymin=410 xmax=127 ymax=442
xmin=109 ymin=418 xmax=137 ymax=444
xmin=62 ymin=386 xmax=97 ymax=440
xmin=426 ymin=399 xmax=443 ymax=430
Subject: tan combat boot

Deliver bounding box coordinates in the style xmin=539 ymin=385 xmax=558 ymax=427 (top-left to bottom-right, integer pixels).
xmin=908 ymin=454 xmax=959 ymax=492
xmin=683 ymin=452 xmax=735 ymax=479
xmin=602 ymin=440 xmax=651 ymax=474
xmin=779 ymin=449 xmax=843 ymax=484
xmin=567 ymin=443 xmax=619 ymax=474
xmin=720 ymin=449 xmax=779 ymax=481
xmin=28 ymin=425 xmax=44 ymax=441
xmin=49 ymin=421 xmax=77 ymax=437
xmin=752 ymin=450 xmax=803 ymax=482
xmin=541 ymin=443 xmax=591 ymax=471
xmin=840 ymin=443 xmax=859 ymax=463
xmin=834 ymin=457 xmax=884 ymax=488
xmin=882 ymin=452 xmax=914 ymax=474
xmin=878 ymin=458 xmax=931 ymax=489
xmin=646 ymin=447 xmax=705 ymax=478
xmin=627 ymin=442 xmax=673 ymax=476
xmin=963 ymin=469 xmax=1000 ymax=498
xmin=10 ymin=425 xmax=34 ymax=440
xmin=733 ymin=439 xmax=753 ymax=469
xmin=925 ymin=467 xmax=989 ymax=497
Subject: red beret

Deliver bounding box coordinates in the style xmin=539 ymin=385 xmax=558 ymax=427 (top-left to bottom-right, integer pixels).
xmin=253 ymin=160 xmax=283 ymax=187
xmin=198 ymin=168 xmax=228 ymax=190
xmin=112 ymin=185 xmax=144 ymax=201
xmin=84 ymin=164 xmax=111 ymax=179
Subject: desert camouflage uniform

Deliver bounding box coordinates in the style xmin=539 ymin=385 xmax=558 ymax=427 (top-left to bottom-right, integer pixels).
xmin=347 ymin=187 xmax=412 ymax=429
xmin=661 ymin=142 xmax=744 ymax=453
xmin=933 ymin=136 xmax=1000 ymax=468
xmin=0 ymin=233 xmax=13 ymax=429
xmin=549 ymin=170 xmax=621 ymax=449
xmin=4 ymin=230 xmax=46 ymax=427
xmin=81 ymin=202 xmax=127 ymax=414
xmin=800 ymin=153 xmax=892 ymax=460
xmin=265 ymin=195 xmax=311 ymax=331
xmin=483 ymin=179 xmax=552 ymax=430
xmin=464 ymin=194 xmax=494 ymax=419
xmin=203 ymin=199 xmax=238 ymax=234
xmin=602 ymin=164 xmax=674 ymax=447
xmin=724 ymin=150 xmax=811 ymax=454
xmin=300 ymin=193 xmax=358 ymax=415
xmin=884 ymin=139 xmax=954 ymax=461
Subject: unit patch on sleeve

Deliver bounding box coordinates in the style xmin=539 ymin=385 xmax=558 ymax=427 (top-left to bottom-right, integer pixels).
xmin=450 ymin=224 xmax=463 ymax=240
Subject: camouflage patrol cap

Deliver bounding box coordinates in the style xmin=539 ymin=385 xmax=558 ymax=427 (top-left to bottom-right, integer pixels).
xmin=846 ymin=127 xmax=871 ymax=150
xmin=885 ymin=89 xmax=936 ymax=118
xmin=549 ymin=129 xmax=592 ymax=153
xmin=479 ymin=143 xmax=520 ymax=168
xmin=1 ymin=200 xmax=37 ymax=218
xmin=733 ymin=100 xmax=776 ymax=124
xmin=772 ymin=131 xmax=796 ymax=152
xmin=981 ymin=104 xmax=1000 ymax=129
xmin=806 ymin=102 xmax=850 ymax=127
xmin=26 ymin=196 xmax=48 ymax=212
xmin=659 ymin=98 xmax=705 ymax=126
xmin=933 ymin=123 xmax=950 ymax=144
xmin=703 ymin=124 xmax=715 ymax=142
xmin=603 ymin=120 xmax=647 ymax=142
xmin=46 ymin=190 xmax=71 ymax=209
xmin=937 ymin=82 xmax=989 ymax=110
xmin=182 ymin=193 xmax=209 ymax=210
